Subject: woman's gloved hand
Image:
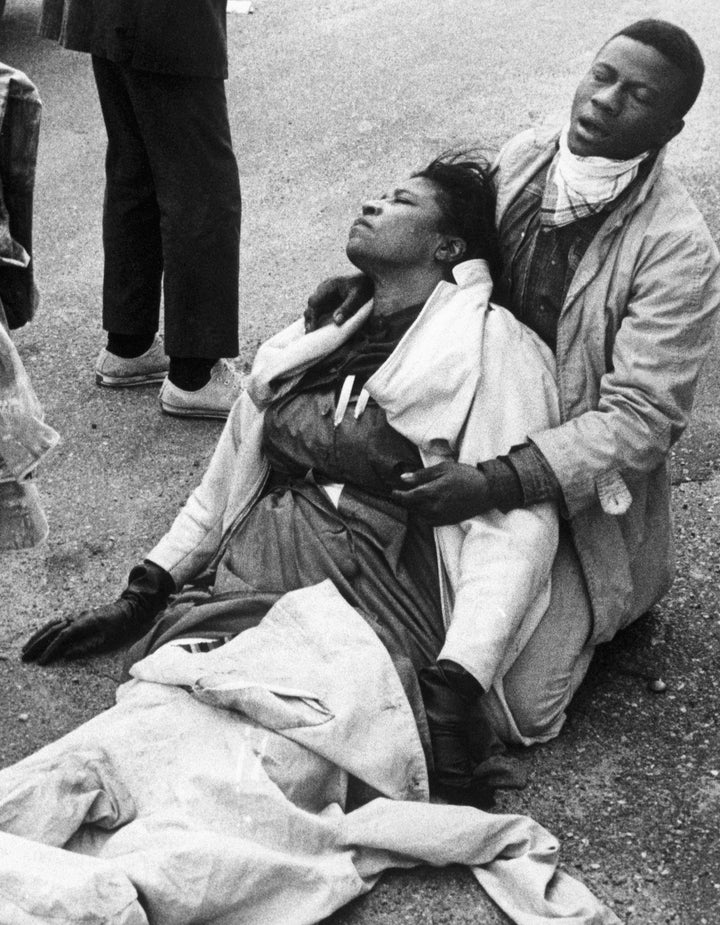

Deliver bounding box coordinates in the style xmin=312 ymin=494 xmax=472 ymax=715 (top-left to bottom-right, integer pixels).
xmin=304 ymin=273 xmax=373 ymax=332
xmin=420 ymin=659 xmax=494 ymax=809
xmin=22 ymin=600 xmax=141 ymax=664
xmin=21 ymin=561 xmax=174 ymax=665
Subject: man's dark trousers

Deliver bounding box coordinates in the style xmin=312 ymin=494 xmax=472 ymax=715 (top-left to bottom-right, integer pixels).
xmin=92 ymin=56 xmax=241 ymax=359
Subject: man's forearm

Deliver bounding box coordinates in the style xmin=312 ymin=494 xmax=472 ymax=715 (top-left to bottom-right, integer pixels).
xmin=477 ymin=443 xmax=562 ymax=513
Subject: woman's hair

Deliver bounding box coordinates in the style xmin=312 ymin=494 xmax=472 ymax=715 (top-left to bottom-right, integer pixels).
xmin=412 ymin=151 xmax=500 ymax=280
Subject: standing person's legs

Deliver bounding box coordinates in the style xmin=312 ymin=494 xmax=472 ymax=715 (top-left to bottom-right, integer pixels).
xmin=91 ymin=56 xmax=169 ymax=387
xmin=116 ymin=68 xmax=244 ymax=416
xmin=123 ymin=70 xmax=241 ymax=364
xmin=484 ymin=523 xmax=595 ymax=744
xmin=92 ymin=56 xmax=164 ymax=348
xmin=91 ymin=61 xmax=242 ymax=414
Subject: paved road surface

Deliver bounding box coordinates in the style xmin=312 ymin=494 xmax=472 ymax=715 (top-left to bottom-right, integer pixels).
xmin=1 ymin=2 xmax=719 ymax=922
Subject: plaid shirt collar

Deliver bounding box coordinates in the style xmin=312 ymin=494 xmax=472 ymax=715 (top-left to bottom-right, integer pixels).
xmin=541 ymin=124 xmax=651 ymax=227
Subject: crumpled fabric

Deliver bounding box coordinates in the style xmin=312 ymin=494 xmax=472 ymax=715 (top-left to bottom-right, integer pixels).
xmin=0 ymin=831 xmax=149 ymax=925
xmin=0 ymin=582 xmax=619 ymax=925
xmin=0 ymin=318 xmax=59 ymax=549
xmin=0 ymin=320 xmax=59 ymax=482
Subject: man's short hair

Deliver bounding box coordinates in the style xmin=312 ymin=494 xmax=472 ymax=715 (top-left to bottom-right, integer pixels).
xmin=611 ymin=19 xmax=704 ymax=117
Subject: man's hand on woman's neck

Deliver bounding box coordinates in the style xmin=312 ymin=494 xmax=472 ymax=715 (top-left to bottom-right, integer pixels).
xmin=370 ymin=265 xmax=446 ymax=317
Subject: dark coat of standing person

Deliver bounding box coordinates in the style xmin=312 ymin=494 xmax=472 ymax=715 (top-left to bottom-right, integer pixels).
xmin=0 ymin=62 xmax=41 ymax=331
xmin=39 ymin=0 xmax=245 ymax=419
xmin=305 ymin=20 xmax=720 ymax=745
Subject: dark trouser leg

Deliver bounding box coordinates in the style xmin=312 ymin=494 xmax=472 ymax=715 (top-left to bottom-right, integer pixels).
xmin=92 ymin=56 xmax=163 ymax=340
xmin=121 ymin=70 xmax=241 ymax=359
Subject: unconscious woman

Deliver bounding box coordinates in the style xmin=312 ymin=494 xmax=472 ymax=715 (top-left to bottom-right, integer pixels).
xmin=2 ymin=156 xmax=620 ymax=924
xmin=23 ymin=154 xmax=560 ymax=790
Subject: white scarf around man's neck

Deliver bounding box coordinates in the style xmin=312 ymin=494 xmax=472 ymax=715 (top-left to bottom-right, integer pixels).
xmin=541 ymin=124 xmax=651 ymax=226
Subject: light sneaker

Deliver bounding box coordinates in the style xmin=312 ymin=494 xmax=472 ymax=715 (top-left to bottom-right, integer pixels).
xmin=159 ymin=359 xmax=245 ymax=420
xmin=95 ymin=335 xmax=169 ymax=387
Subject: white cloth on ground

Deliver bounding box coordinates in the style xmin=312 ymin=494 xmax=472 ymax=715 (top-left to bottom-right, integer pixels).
xmin=0 ymin=582 xmax=618 ymax=925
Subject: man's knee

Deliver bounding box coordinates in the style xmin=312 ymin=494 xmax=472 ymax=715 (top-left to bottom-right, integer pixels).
xmin=501 ymin=643 xmax=595 ymax=741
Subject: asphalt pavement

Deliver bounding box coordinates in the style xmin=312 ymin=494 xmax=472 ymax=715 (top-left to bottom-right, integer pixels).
xmin=1 ymin=1 xmax=719 ymax=922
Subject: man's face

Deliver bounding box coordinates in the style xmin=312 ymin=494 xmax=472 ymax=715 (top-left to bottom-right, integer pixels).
xmin=345 ymin=176 xmax=446 ymax=272
xmin=567 ymin=36 xmax=686 ymax=159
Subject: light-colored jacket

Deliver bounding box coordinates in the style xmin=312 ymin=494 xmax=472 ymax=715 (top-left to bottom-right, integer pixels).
xmin=148 ymin=261 xmax=560 ymax=695
xmin=495 ymin=128 xmax=720 ymax=643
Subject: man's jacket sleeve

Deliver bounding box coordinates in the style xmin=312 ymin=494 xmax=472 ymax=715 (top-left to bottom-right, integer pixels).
xmin=531 ymin=196 xmax=720 ymax=516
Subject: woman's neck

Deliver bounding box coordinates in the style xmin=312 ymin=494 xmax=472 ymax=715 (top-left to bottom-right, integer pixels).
xmin=370 ymin=266 xmax=446 ymax=317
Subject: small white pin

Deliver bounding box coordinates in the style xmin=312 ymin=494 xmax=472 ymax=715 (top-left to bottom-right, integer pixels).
xmin=354 ymin=388 xmax=370 ymax=419
xmin=334 ymin=375 xmax=355 ymax=427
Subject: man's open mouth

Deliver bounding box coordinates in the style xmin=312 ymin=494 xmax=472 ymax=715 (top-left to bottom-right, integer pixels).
xmin=577 ymin=115 xmax=609 ymax=137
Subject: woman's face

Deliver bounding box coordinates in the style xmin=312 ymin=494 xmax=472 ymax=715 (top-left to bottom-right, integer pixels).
xmin=345 ymin=176 xmax=446 ymax=272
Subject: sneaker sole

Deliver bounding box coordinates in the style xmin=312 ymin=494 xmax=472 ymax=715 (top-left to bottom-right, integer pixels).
xmin=96 ymin=371 xmax=168 ymax=388
xmin=159 ymin=402 xmax=230 ymax=421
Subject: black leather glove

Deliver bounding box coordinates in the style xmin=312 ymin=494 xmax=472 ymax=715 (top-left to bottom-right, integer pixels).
xmin=420 ymin=659 xmax=493 ymax=809
xmin=21 ymin=561 xmax=175 ymax=665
